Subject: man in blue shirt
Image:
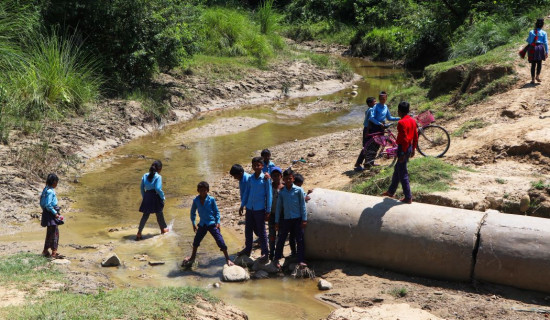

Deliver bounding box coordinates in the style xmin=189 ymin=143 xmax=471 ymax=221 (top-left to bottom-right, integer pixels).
xmin=357 ymin=91 xmax=400 ymax=170
xmin=237 ymin=157 xmax=272 ymax=262
xmin=274 ymin=168 xmax=307 ymax=268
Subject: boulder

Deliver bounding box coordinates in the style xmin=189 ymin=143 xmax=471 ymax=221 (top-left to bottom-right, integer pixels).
xmin=252 ymin=259 xmax=279 ymax=273
xmin=51 ymin=259 xmax=71 ymax=265
xmin=234 ymin=255 xmax=254 ymax=268
xmin=318 ymin=279 xmax=333 ymax=290
xmin=252 ymin=270 xmax=270 ymax=279
xmin=101 ymin=254 xmax=121 ymax=267
xmin=222 ymin=265 xmax=250 ymax=282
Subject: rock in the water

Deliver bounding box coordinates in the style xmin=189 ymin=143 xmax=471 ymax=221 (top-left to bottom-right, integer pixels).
xmin=213 ymin=282 xmax=221 ymax=288
xmin=222 ymin=264 xmax=250 ymax=282
xmin=101 ymin=254 xmax=121 ymax=267
xmin=253 ymin=270 xmax=270 ymax=279
xmin=252 ymin=259 xmax=279 ymax=273
xmin=148 ymin=261 xmax=165 ymax=266
xmin=51 ymin=259 xmax=71 ymax=265
xmin=318 ymin=279 xmax=333 ymax=290
xmin=519 ymin=194 xmax=531 ymax=213
xmin=234 ymin=255 xmax=254 ymax=268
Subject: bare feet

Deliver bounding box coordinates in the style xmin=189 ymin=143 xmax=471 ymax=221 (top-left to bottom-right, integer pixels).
xmin=135 ymin=233 xmax=142 ymax=241
xmin=181 ymin=257 xmax=195 ymax=268
xmin=226 ymin=260 xmax=235 ymax=266
xmin=536 ymin=76 xmax=542 ymax=82
xmin=161 ymin=228 xmax=169 ymax=234
xmin=381 ymin=191 xmax=394 ymax=198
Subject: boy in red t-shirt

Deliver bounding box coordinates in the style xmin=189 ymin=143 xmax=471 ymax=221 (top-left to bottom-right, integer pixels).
xmin=381 ymin=101 xmax=418 ymax=203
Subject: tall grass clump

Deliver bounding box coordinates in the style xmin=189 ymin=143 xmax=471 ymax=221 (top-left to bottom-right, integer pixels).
xmin=13 ymin=32 xmax=101 ymax=120
xmin=258 ymin=0 xmax=275 ymax=34
xmin=449 ymin=16 xmax=528 ymax=59
xmin=350 ymin=26 xmax=413 ymax=60
xmin=0 ymin=252 xmax=62 ymax=285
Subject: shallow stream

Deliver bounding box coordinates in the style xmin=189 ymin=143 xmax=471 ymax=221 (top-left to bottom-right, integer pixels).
xmin=7 ymin=58 xmax=406 ymax=319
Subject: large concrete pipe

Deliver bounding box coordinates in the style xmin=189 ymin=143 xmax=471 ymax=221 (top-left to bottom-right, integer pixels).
xmin=305 ymin=189 xmax=485 ymax=281
xmin=475 ymin=211 xmax=550 ymax=293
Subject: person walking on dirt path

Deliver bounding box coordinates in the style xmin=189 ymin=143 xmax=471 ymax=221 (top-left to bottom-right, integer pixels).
xmin=526 ymin=18 xmax=548 ymax=84
xmin=357 ymin=92 xmax=400 ymax=170
xmin=237 ymin=157 xmax=272 ymax=262
xmin=354 ymin=97 xmax=377 ymax=171
xmin=381 ymin=101 xmax=418 ymax=204
xmin=181 ymin=181 xmax=234 ymax=268
xmin=40 ymin=173 xmax=64 ymax=259
xmin=136 ymin=160 xmax=169 ymax=240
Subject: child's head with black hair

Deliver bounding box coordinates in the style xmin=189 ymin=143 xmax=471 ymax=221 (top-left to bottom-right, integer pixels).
xmin=398 ymin=101 xmax=410 ymax=118
xmin=293 ymin=173 xmax=305 ymax=187
xmin=148 ymin=160 xmax=163 ymax=182
xmin=366 ymin=97 xmax=376 ymax=107
xmin=379 ymin=91 xmax=387 ymax=104
xmin=260 ymin=148 xmax=271 ymax=163
xmin=536 ymin=18 xmax=545 ymax=29
xmin=251 ymin=156 xmax=264 ymax=175
xmin=46 ymin=173 xmax=59 ymax=188
xmin=229 ymin=164 xmax=245 ymax=180
xmin=197 ymin=181 xmax=209 ymax=198
xmin=271 ymin=167 xmax=283 ymax=184
xmin=282 ymin=168 xmax=295 ymax=188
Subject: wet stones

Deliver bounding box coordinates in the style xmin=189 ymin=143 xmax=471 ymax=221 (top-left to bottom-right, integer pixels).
xmin=318 ymin=279 xmax=333 ymax=290
xmin=222 ymin=264 xmax=250 ymax=282
xmin=101 ymin=253 xmax=121 ymax=267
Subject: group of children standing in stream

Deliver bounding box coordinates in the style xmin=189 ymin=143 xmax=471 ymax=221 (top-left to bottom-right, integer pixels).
xmin=39 ymin=91 xmax=416 ymax=271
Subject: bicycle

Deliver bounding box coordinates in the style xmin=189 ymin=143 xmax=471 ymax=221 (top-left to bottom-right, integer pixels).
xmin=361 ymin=110 xmax=450 ymax=168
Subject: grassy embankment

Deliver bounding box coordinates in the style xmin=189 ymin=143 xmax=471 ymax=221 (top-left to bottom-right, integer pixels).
xmin=0 ymin=253 xmax=217 ymax=319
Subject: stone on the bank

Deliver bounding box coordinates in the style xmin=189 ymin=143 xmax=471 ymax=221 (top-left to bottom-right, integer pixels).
xmin=252 ymin=259 xmax=279 ymax=273
xmin=234 ymin=255 xmax=254 ymax=268
xmin=519 ymin=194 xmax=531 ymax=212
xmin=101 ymin=253 xmax=121 ymax=267
xmin=318 ymin=279 xmax=332 ymax=290
xmin=222 ymin=264 xmax=250 ymax=282
xmin=51 ymin=259 xmax=71 ymax=265
xmin=148 ymin=261 xmax=165 ymax=266
xmin=253 ymin=270 xmax=270 ymax=279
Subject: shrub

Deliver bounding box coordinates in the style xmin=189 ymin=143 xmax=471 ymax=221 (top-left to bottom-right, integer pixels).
xmin=258 ymin=0 xmax=276 ymax=34
xmin=351 ymin=26 xmax=413 ymax=60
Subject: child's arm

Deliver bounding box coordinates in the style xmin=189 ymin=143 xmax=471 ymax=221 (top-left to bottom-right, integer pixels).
xmin=240 ymin=179 xmax=250 ymax=215
xmin=154 ymin=176 xmax=165 ymax=202
xmin=386 ymin=108 xmax=400 ymax=122
xmin=265 ymin=180 xmax=272 ymax=215
xmin=140 ymin=177 xmax=145 ymax=198
xmin=299 ymin=188 xmax=307 ymax=228
xmin=44 ymin=190 xmax=58 ymax=216
xmin=212 ymin=198 xmax=221 ymax=228
xmin=190 ymin=200 xmax=198 ymax=232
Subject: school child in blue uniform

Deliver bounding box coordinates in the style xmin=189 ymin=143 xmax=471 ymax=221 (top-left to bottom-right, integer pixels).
xmin=40 ymin=173 xmax=63 ymax=258
xmin=267 ymin=166 xmax=283 ymax=260
xmin=182 ymin=181 xmax=233 ymax=267
xmin=261 ymin=149 xmax=276 ymax=174
xmin=136 ymin=160 xmax=168 ymax=240
xmin=229 ymin=164 xmax=251 ymax=210
xmin=237 ymin=157 xmax=272 ymax=262
xmin=274 ymin=168 xmax=307 ymax=268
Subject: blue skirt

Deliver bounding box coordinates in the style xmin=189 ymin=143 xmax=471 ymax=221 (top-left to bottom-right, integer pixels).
xmin=41 ymin=209 xmax=58 ymax=227
xmin=139 ymin=190 xmax=164 ymax=214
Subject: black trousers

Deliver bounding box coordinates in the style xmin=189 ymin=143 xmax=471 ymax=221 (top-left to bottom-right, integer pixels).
xmin=355 ymin=124 xmax=384 ymax=166
xmin=531 ymin=60 xmax=542 ymax=78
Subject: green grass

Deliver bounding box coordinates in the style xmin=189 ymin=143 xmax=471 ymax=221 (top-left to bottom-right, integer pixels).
xmin=4 ymin=287 xmax=217 ymax=319
xmin=0 ymin=253 xmax=62 ymax=286
xmin=289 ymin=51 xmax=353 ymax=81
xmin=281 ymin=20 xmax=356 ymax=45
xmin=126 ymin=87 xmax=170 ymax=123
xmin=352 ymin=157 xmax=459 ymax=197
xmin=452 ymin=119 xmax=488 ymax=137
xmin=532 ymin=180 xmax=550 ymax=190
xmin=389 ymin=287 xmax=408 ymax=298
xmin=495 ymin=178 xmax=507 ymax=184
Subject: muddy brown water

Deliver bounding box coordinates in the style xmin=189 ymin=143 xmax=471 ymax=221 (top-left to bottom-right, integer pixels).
xmin=7 ymin=58 xmax=406 ymax=319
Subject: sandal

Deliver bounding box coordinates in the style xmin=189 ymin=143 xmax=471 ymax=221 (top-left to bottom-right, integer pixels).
xmin=50 ymin=253 xmax=65 ymax=259
xmin=181 ymin=257 xmax=195 ymax=268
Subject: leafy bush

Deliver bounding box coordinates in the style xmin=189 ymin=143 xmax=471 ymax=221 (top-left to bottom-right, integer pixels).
xmin=283 ymin=20 xmax=355 ymax=44
xmin=258 ymin=0 xmax=276 ymax=34
xmin=42 ymin=0 xmax=198 ymax=89
xmin=351 ymin=26 xmax=413 ymax=60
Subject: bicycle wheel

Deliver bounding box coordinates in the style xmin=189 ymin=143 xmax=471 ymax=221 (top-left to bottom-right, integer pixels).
xmin=363 ymin=139 xmax=396 ymax=168
xmin=417 ymin=125 xmax=450 ymax=157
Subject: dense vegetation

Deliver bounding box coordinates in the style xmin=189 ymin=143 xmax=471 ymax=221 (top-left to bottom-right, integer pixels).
xmin=1 ymin=0 xmax=549 ymax=144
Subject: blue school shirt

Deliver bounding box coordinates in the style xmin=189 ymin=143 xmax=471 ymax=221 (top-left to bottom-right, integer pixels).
xmin=40 ymin=187 xmax=58 ymax=215
xmin=275 ymin=184 xmax=307 ymax=223
xmin=242 ymin=172 xmax=272 ymax=212
xmin=140 ymin=173 xmax=165 ymax=201
xmin=368 ymin=103 xmax=400 ymax=126
xmin=527 ymin=29 xmax=548 ymax=53
xmin=239 ymin=172 xmax=251 ymax=202
xmin=262 ymin=160 xmax=276 ymax=174
xmin=190 ymin=195 xmax=220 ymax=227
